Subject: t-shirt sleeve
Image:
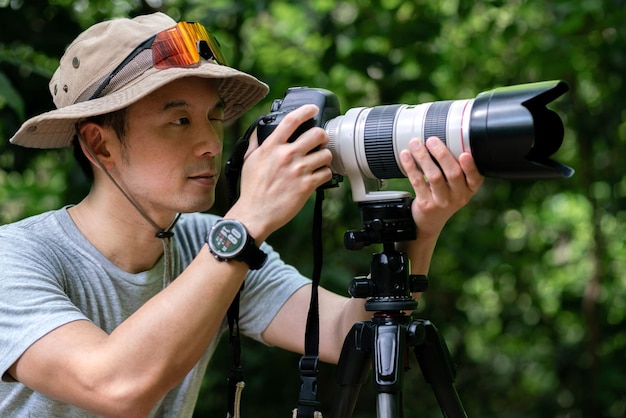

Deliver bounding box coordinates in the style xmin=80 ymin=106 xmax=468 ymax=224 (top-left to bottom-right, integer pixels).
xmin=0 ymin=230 xmax=88 ymax=381
xmin=236 ymin=242 xmax=310 ymax=344
xmin=173 ymin=214 xmax=311 ymax=345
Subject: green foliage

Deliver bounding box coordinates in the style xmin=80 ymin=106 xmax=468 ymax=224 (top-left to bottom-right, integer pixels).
xmin=1 ymin=0 xmax=625 ymax=417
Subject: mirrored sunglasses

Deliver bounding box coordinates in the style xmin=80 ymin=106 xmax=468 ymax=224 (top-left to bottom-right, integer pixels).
xmin=89 ymin=21 xmax=227 ymax=100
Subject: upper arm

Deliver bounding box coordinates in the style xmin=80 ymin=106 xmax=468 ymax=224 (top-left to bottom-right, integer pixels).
xmin=0 ymin=261 xmax=155 ymax=418
xmin=7 ymin=319 xmax=135 ymax=415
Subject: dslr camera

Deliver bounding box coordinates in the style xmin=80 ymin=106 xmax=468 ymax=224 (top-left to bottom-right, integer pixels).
xmin=257 ymin=81 xmax=572 ymax=202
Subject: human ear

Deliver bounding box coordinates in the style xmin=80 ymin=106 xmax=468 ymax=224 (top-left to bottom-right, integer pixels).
xmin=77 ymin=122 xmax=115 ymax=172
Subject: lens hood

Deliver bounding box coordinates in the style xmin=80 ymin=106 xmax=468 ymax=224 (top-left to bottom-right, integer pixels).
xmin=469 ymin=80 xmax=573 ymax=179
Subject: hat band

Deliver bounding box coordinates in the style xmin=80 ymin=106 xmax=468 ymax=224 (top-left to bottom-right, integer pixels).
xmin=84 ymin=21 xmax=226 ymax=102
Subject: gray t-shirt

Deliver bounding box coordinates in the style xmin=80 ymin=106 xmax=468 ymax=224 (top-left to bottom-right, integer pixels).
xmin=0 ymin=207 xmax=309 ymax=417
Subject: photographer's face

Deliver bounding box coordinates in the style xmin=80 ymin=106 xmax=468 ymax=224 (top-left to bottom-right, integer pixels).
xmin=111 ymin=77 xmax=224 ymax=216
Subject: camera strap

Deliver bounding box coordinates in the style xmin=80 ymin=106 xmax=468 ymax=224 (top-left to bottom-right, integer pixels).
xmin=295 ymin=188 xmax=324 ymax=418
xmin=225 ymin=118 xmax=324 ymax=418
xmin=223 ymin=119 xmax=260 ymax=418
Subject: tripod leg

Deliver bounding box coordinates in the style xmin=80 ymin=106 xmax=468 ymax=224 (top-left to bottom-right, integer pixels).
xmin=373 ymin=322 xmax=405 ymax=418
xmin=331 ymin=319 xmax=408 ymax=418
xmin=410 ymin=320 xmax=467 ymax=418
xmin=377 ymin=393 xmax=402 ymax=418
xmin=330 ymin=322 xmax=372 ymax=418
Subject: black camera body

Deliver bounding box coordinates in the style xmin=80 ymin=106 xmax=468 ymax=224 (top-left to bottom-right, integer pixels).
xmin=256 ymin=87 xmax=341 ymax=144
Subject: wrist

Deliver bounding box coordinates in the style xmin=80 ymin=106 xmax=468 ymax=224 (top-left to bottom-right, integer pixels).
xmin=222 ymin=208 xmax=270 ymax=245
xmin=206 ymin=219 xmax=267 ymax=270
xmin=396 ymin=234 xmax=437 ymax=256
xmin=396 ymin=235 xmax=437 ymax=277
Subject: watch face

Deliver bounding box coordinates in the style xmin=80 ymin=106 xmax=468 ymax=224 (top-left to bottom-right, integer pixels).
xmin=209 ymin=220 xmax=247 ymax=258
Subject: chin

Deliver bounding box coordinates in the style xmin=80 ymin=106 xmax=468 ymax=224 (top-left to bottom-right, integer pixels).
xmin=177 ymin=197 xmax=215 ymax=214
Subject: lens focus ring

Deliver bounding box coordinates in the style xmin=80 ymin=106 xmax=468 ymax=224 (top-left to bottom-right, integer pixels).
xmin=364 ymin=105 xmax=403 ymax=179
xmin=424 ymin=100 xmax=452 ymax=145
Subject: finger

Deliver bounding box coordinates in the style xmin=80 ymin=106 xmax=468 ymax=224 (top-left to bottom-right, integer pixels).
xmin=400 ymin=148 xmax=430 ymax=196
xmin=287 ymin=149 xmax=333 ymax=191
xmin=411 ymin=137 xmax=448 ymax=188
xmin=427 ymin=139 xmax=469 ymax=193
xmin=303 ymin=146 xmax=333 ymax=172
xmin=245 ymin=131 xmax=260 ymax=158
xmin=423 ymin=136 xmax=462 ymax=178
xmin=458 ymin=153 xmax=484 ymax=192
xmin=261 ymin=104 xmax=320 ymax=146
xmin=292 ymin=125 xmax=329 ymax=154
xmin=311 ymin=165 xmax=334 ymax=187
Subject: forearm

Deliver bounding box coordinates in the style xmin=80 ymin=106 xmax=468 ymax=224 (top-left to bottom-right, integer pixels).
xmin=396 ymin=231 xmax=439 ymax=275
xmin=320 ymin=233 xmax=441 ymax=363
xmin=324 ymin=296 xmax=369 ymax=364
xmin=12 ymin=245 xmax=249 ymax=417
xmin=394 ymin=229 xmax=440 ymax=303
xmin=103 ymin=246 xmax=246 ymax=398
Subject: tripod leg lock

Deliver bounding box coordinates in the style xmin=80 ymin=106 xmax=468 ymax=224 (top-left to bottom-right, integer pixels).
xmin=373 ymin=324 xmax=403 ymax=390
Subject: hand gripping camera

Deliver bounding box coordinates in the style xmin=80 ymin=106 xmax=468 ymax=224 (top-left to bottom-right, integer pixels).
xmin=257 ymin=81 xmax=572 ymax=202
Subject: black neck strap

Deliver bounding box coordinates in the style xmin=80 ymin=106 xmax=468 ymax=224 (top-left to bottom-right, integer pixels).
xmin=296 ymin=188 xmax=324 ymax=417
xmin=224 ymin=123 xmax=256 ymax=417
xmin=225 ymin=119 xmax=323 ymax=418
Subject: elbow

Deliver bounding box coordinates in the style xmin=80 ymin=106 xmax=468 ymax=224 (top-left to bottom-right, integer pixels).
xmin=87 ymin=391 xmax=156 ymax=418
xmin=106 ymin=400 xmax=155 ymax=418
xmin=76 ymin=350 xmax=194 ymax=417
xmin=84 ymin=374 xmax=167 ymax=418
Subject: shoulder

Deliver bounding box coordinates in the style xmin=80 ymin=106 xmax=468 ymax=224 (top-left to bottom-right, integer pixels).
xmin=0 ymin=209 xmax=67 ymax=255
xmin=0 ymin=209 xmax=61 ymax=233
xmin=0 ymin=208 xmax=109 ymax=280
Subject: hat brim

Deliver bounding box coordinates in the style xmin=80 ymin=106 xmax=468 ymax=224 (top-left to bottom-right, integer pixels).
xmin=10 ymin=62 xmax=269 ymax=149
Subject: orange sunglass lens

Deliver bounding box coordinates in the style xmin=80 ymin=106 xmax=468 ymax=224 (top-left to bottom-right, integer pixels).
xmin=152 ymin=22 xmax=225 ymax=69
xmin=186 ymin=22 xmax=228 ymax=65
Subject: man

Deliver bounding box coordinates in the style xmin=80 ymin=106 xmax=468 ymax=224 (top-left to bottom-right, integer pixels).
xmin=0 ymin=12 xmax=483 ymax=418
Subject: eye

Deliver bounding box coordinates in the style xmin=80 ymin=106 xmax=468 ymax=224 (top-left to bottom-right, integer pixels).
xmin=208 ymin=101 xmax=226 ymax=122
xmin=172 ymin=117 xmax=191 ymax=126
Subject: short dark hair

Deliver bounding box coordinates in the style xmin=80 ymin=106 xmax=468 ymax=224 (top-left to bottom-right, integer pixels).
xmin=73 ymin=108 xmax=128 ymax=181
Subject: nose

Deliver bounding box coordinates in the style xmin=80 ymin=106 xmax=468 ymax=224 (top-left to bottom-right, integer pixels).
xmin=195 ymin=120 xmax=223 ymax=156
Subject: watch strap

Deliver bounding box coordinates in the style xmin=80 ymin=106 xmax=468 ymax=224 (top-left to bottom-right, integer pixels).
xmin=234 ymin=236 xmax=267 ymax=270
xmin=207 ymin=219 xmax=267 ymax=270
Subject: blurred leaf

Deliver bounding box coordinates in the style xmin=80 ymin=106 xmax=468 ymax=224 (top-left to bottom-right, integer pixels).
xmin=2 ymin=0 xmax=626 ymax=417
xmin=0 ymin=72 xmax=25 ymax=120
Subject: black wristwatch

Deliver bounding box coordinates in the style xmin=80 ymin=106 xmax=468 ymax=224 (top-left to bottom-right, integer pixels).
xmin=207 ymin=219 xmax=267 ymax=270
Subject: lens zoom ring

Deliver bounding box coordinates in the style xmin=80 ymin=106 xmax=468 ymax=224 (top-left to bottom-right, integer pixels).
xmin=424 ymin=101 xmax=453 ymax=145
xmin=364 ymin=105 xmax=403 ymax=179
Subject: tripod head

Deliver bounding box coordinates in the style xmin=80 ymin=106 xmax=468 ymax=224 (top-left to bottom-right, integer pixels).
xmin=333 ymin=197 xmax=467 ymax=418
xmin=344 ymin=197 xmax=420 ymax=312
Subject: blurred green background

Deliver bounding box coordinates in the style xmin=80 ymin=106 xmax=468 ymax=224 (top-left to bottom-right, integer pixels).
xmin=1 ymin=0 xmax=624 ymax=417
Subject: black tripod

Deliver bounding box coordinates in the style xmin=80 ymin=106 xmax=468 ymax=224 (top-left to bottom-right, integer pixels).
xmin=329 ymin=198 xmax=467 ymax=418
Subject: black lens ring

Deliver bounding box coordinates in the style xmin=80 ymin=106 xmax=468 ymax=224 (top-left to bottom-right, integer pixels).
xmin=364 ymin=105 xmax=403 ymax=179
xmin=424 ymin=100 xmax=452 ymax=145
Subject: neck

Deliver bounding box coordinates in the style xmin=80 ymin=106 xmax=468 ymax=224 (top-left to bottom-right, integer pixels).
xmin=68 ymin=188 xmax=178 ymax=274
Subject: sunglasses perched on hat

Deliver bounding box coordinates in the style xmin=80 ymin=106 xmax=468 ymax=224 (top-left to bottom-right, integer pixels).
xmin=9 ymin=13 xmax=269 ymax=149
xmin=89 ymin=21 xmax=227 ymax=100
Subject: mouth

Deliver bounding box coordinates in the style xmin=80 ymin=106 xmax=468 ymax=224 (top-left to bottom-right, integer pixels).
xmin=188 ymin=172 xmax=218 ymax=185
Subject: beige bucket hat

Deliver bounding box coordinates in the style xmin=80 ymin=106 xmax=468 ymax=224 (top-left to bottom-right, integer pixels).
xmin=9 ymin=12 xmax=269 ymax=149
